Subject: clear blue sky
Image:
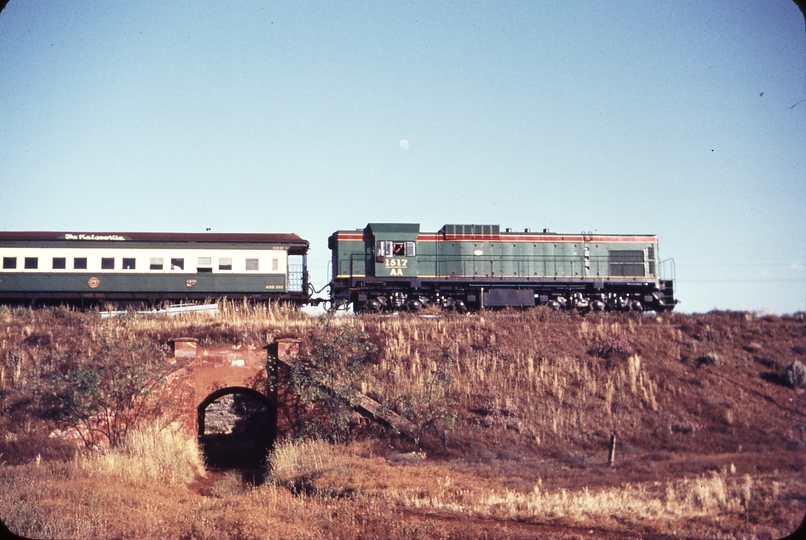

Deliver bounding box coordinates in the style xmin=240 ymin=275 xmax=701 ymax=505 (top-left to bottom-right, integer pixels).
xmin=1 ymin=1 xmax=804 ymax=314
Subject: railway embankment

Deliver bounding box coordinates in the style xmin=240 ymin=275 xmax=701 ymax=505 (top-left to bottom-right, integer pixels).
xmin=0 ymin=304 xmax=804 ymax=539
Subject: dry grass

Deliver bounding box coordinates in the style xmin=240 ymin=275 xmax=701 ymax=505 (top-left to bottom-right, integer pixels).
xmin=2 ymin=436 xmax=791 ymax=539
xmin=77 ymin=424 xmax=207 ymax=485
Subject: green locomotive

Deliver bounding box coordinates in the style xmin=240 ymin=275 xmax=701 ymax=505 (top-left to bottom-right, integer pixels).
xmin=329 ymin=223 xmax=675 ymax=312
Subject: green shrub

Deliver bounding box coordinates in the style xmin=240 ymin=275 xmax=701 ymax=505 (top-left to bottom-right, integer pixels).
xmin=290 ymin=319 xmax=377 ymax=439
xmin=783 ymin=361 xmax=806 ymax=388
xmin=41 ymin=332 xmax=182 ymax=448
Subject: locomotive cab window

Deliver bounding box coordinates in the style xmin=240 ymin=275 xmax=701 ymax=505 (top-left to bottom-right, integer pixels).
xmin=376 ymin=241 xmax=416 ymax=257
xmin=3 ymin=257 xmax=16 ymax=269
xmin=376 ymin=241 xmax=391 ymax=257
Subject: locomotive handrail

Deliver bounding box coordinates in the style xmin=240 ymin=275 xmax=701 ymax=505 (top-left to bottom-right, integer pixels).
xmin=659 ymin=258 xmax=676 ymax=283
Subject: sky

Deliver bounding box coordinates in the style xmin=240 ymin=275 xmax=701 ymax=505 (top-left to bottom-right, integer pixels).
xmin=0 ymin=1 xmax=804 ymax=314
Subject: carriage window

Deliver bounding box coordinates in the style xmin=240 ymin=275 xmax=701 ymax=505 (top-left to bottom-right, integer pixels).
xmin=24 ymin=257 xmax=38 ymax=269
xmin=52 ymin=257 xmax=66 ymax=270
xmin=197 ymin=257 xmax=212 ymax=273
xmin=123 ymin=258 xmax=136 ymax=270
xmin=150 ymin=258 xmax=163 ymax=270
xmin=101 ymin=258 xmax=114 ymax=270
xmin=272 ymin=258 xmax=279 ymax=271
xmin=245 ymin=258 xmax=259 ymax=271
xmin=74 ymin=257 xmax=87 ymax=270
xmin=171 ymin=258 xmax=184 ymax=270
xmin=218 ymin=258 xmax=232 ymax=271
xmin=3 ymin=257 xmax=16 ymax=269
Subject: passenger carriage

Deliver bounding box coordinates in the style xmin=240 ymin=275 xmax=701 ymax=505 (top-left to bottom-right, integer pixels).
xmin=0 ymin=231 xmax=309 ymax=305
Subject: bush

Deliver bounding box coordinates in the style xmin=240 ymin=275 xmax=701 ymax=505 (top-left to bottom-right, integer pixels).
xmin=589 ymin=334 xmax=634 ymax=360
xmin=41 ymin=333 xmax=182 ymax=448
xmin=289 ymin=319 xmax=378 ymax=439
xmin=783 ymin=361 xmax=806 ymax=388
xmin=696 ymin=353 xmax=721 ymax=367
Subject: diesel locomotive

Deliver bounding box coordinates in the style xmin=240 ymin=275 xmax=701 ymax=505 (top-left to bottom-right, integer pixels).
xmin=329 ymin=223 xmax=676 ymax=312
xmin=0 ymin=223 xmax=675 ymax=312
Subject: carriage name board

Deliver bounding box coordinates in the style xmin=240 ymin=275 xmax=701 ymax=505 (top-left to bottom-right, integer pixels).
xmin=63 ymin=234 xmax=127 ymax=241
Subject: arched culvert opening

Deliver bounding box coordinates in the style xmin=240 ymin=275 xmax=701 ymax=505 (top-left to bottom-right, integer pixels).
xmin=197 ymin=387 xmax=277 ymax=479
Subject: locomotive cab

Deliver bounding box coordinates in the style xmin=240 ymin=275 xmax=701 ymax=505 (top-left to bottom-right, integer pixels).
xmin=367 ymin=223 xmax=419 ymax=279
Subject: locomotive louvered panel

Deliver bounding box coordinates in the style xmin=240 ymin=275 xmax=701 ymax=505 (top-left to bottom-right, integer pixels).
xmin=609 ymin=250 xmax=644 ymax=262
xmin=609 ymin=249 xmax=646 ymax=277
xmin=611 ymin=263 xmax=645 ymax=276
xmin=440 ymin=224 xmax=500 ymax=239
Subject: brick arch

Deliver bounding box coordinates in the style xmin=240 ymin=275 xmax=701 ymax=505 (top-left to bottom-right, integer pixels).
xmin=196 ymin=386 xmax=277 ymax=442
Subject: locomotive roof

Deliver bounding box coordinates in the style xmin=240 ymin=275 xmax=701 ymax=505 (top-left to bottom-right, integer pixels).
xmin=0 ymin=231 xmax=309 ymax=251
xmin=332 ymin=224 xmax=657 ymax=242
